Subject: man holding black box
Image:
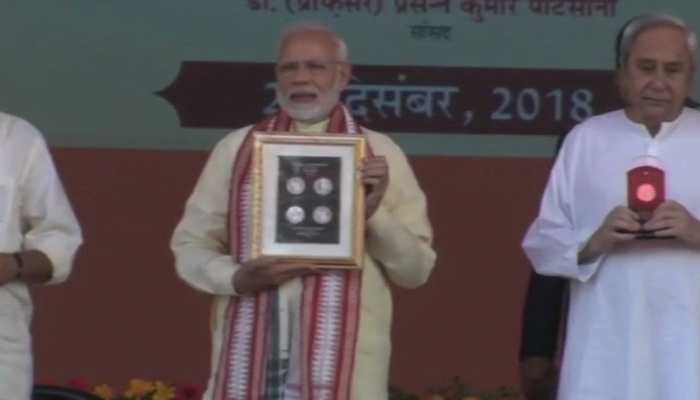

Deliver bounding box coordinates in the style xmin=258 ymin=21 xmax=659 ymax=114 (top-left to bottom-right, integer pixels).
xmin=523 ymin=13 xmax=700 ymax=400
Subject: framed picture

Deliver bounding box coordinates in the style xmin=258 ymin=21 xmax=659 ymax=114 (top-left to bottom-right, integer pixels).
xmin=251 ymin=132 xmax=366 ymax=269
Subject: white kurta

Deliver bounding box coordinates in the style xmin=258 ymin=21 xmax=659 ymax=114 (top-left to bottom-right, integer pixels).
xmin=0 ymin=112 xmax=82 ymax=399
xmin=523 ymin=108 xmax=700 ymax=400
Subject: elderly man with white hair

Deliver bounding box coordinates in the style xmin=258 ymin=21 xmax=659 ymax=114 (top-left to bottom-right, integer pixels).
xmin=523 ymin=13 xmax=700 ymax=400
xmin=171 ymin=22 xmax=436 ymax=400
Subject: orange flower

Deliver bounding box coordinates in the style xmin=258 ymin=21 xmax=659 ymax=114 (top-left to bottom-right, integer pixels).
xmin=152 ymin=380 xmax=176 ymax=400
xmin=124 ymin=379 xmax=155 ymax=397
xmin=93 ymin=384 xmax=116 ymax=400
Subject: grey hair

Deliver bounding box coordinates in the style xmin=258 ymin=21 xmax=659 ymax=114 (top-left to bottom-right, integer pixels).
xmin=278 ymin=22 xmax=349 ymax=62
xmin=617 ymin=13 xmax=697 ymax=69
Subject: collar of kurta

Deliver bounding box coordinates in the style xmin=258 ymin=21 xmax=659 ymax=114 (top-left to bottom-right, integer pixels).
xmin=622 ymin=107 xmax=687 ymax=140
xmin=294 ymin=118 xmax=329 ymax=133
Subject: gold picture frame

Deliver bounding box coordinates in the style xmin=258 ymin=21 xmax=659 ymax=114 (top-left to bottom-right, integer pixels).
xmin=251 ymin=132 xmax=366 ymax=269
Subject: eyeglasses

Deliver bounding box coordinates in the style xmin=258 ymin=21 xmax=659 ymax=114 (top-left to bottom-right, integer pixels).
xmin=276 ymin=60 xmax=344 ymax=77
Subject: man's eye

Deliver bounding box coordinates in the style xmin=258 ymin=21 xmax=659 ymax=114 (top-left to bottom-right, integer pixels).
xmin=278 ymin=63 xmax=297 ymax=73
xmin=308 ymin=62 xmax=327 ymax=71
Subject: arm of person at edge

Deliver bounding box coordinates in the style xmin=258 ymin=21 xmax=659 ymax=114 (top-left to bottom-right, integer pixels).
xmin=0 ymin=119 xmax=83 ymax=286
xmin=520 ymin=131 xmax=570 ymax=400
xmin=170 ymin=129 xmax=315 ymax=296
xmin=520 ymin=356 xmax=558 ymax=400
xmin=519 ymin=272 xmax=567 ymax=400
xmin=361 ymin=133 xmax=436 ymax=289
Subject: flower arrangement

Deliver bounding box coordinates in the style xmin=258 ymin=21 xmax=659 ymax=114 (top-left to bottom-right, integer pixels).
xmin=66 ymin=378 xmax=202 ymax=400
xmin=63 ymin=376 xmax=514 ymax=400
xmin=389 ymin=377 xmax=519 ymax=400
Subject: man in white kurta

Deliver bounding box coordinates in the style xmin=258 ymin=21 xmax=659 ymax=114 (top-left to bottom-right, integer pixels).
xmin=0 ymin=112 xmax=82 ymax=399
xmin=523 ymin=14 xmax=700 ymax=400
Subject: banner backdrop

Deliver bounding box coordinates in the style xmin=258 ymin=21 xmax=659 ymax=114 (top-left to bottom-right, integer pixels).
xmin=0 ymin=1 xmax=697 ymax=157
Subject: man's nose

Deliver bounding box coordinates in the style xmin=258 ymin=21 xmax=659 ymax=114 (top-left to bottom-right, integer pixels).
xmin=292 ymin=64 xmax=313 ymax=83
xmin=649 ymin=70 xmax=669 ymax=89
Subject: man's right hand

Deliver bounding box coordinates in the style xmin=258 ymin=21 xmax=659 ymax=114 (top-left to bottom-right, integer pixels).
xmin=232 ymin=257 xmax=316 ymax=295
xmin=579 ymin=206 xmax=640 ymax=264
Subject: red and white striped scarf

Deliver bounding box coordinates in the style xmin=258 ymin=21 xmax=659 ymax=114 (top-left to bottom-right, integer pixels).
xmin=213 ymin=105 xmax=364 ymax=400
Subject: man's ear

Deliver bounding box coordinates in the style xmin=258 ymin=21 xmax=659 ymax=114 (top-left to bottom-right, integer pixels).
xmin=615 ymin=68 xmax=626 ymax=100
xmin=338 ymin=62 xmax=352 ymax=88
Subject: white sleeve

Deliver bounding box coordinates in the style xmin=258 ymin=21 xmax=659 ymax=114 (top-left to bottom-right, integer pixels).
xmin=365 ymin=133 xmax=436 ymax=289
xmin=170 ymin=130 xmax=248 ymax=296
xmin=522 ymin=127 xmax=605 ymax=282
xmin=16 ymin=120 xmax=82 ymax=284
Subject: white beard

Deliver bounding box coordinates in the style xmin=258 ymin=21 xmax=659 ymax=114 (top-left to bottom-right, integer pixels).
xmin=276 ymin=83 xmax=342 ymax=123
